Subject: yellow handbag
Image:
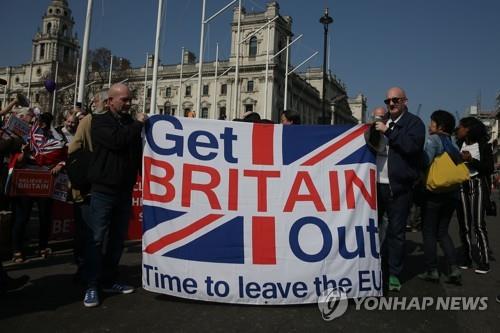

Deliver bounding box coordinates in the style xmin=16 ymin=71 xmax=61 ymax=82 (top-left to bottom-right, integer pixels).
xmin=426 ymin=151 xmax=470 ymax=192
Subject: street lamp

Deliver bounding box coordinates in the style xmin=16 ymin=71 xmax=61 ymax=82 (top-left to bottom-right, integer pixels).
xmin=319 ymin=8 xmax=333 ymax=124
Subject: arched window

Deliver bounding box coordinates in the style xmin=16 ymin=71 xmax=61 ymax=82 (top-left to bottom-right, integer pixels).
xmin=46 ymin=22 xmax=52 ymax=34
xmin=62 ymin=24 xmax=68 ymax=36
xmin=249 ymin=36 xmax=257 ymax=57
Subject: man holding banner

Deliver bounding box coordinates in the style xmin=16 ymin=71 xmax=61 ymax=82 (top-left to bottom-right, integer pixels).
xmin=83 ymin=83 xmax=147 ymax=308
xmin=373 ymin=87 xmax=425 ymax=291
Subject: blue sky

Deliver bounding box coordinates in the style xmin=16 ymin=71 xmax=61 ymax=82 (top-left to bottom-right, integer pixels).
xmin=1 ymin=0 xmax=499 ymax=122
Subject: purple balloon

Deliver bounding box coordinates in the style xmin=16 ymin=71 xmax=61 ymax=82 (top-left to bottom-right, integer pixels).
xmin=44 ymin=79 xmax=56 ymax=93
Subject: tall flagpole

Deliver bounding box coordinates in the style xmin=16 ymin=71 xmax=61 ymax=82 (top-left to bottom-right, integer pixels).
xmin=284 ymin=35 xmax=290 ymax=111
xmin=178 ymin=47 xmax=184 ymax=116
xmin=264 ymin=20 xmax=271 ymax=120
xmin=196 ymin=0 xmax=207 ymax=118
xmin=77 ymin=0 xmax=93 ymax=104
xmin=143 ymin=53 xmax=148 ymax=113
xmin=150 ymin=0 xmax=164 ymax=115
xmin=213 ymin=42 xmax=219 ymax=119
xmin=73 ymin=57 xmax=79 ymax=109
xmin=51 ymin=61 xmax=59 ymax=115
xmin=27 ymin=62 xmax=33 ymax=104
xmin=108 ymin=54 xmax=113 ymax=88
xmin=233 ymin=0 xmax=242 ymax=119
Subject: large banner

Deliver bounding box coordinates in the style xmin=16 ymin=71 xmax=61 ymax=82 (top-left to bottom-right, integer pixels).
xmin=142 ymin=115 xmax=381 ymax=304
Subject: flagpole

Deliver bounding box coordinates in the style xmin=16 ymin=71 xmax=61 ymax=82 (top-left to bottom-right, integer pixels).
xmin=284 ymin=35 xmax=290 ymax=111
xmin=77 ymin=0 xmax=93 ymax=104
xmin=213 ymin=42 xmax=219 ymax=119
xmin=143 ymin=53 xmax=148 ymax=113
xmin=150 ymin=0 xmax=164 ymax=115
xmin=264 ymin=21 xmax=271 ymax=120
xmin=233 ymin=0 xmax=242 ymax=119
xmin=108 ymin=54 xmax=113 ymax=88
xmin=51 ymin=61 xmax=59 ymax=115
xmin=178 ymin=47 xmax=184 ymax=116
xmin=72 ymin=57 xmax=79 ymax=109
xmin=196 ymin=0 xmax=207 ymax=118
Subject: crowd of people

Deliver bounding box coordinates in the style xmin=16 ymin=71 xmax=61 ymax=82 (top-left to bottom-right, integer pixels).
xmin=0 ymin=84 xmax=497 ymax=306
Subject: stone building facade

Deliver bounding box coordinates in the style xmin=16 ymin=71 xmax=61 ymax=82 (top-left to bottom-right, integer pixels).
xmin=1 ymin=0 xmax=359 ymax=125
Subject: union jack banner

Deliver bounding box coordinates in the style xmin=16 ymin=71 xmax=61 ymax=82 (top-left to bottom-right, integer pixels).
xmin=142 ymin=115 xmax=381 ymax=304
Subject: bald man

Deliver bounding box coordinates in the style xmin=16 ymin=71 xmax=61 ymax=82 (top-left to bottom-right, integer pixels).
xmin=373 ymin=87 xmax=425 ymax=292
xmin=83 ymin=83 xmax=147 ymax=307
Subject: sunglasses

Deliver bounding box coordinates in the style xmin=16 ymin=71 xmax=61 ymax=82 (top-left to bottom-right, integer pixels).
xmin=384 ymin=97 xmax=405 ymax=105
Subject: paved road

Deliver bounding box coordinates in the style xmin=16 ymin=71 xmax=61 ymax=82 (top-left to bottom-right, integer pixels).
xmin=1 ymin=192 xmax=499 ymax=332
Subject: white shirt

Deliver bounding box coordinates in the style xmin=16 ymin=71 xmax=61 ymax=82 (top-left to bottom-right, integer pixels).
xmin=376 ymin=113 xmax=403 ymax=184
xmin=460 ymin=142 xmax=480 ymax=177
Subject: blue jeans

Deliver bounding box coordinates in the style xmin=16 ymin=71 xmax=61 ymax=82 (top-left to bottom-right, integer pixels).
xmin=377 ymin=184 xmax=412 ymax=277
xmin=85 ymin=191 xmax=132 ymax=287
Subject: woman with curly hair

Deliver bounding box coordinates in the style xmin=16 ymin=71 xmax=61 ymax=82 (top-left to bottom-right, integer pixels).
xmin=455 ymin=117 xmax=494 ymax=274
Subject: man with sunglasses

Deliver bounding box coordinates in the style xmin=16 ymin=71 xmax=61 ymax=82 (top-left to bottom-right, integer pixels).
xmin=373 ymin=87 xmax=425 ymax=292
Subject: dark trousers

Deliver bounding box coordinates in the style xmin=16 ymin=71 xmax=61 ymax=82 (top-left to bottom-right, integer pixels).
xmin=12 ymin=197 xmax=53 ymax=252
xmin=377 ymin=183 xmax=411 ymax=277
xmin=73 ymin=198 xmax=91 ymax=269
xmin=421 ymin=190 xmax=458 ymax=271
xmin=85 ymin=191 xmax=132 ymax=287
xmin=456 ymin=177 xmax=490 ymax=265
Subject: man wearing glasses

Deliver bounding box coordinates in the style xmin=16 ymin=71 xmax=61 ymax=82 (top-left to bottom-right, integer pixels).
xmin=373 ymin=87 xmax=425 ymax=292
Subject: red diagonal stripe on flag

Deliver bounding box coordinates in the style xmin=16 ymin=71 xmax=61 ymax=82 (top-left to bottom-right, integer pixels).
xmin=144 ymin=213 xmax=224 ymax=254
xmin=301 ymin=125 xmax=369 ymax=166
xmin=252 ymin=123 xmax=274 ymax=165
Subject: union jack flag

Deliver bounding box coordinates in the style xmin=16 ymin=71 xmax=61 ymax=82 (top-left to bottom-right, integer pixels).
xmin=142 ymin=121 xmax=372 ymax=265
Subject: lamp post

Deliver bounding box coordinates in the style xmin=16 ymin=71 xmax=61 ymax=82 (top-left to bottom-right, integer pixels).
xmin=319 ymin=8 xmax=333 ymax=124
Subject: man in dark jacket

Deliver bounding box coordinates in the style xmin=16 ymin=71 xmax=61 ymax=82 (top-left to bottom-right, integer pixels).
xmin=83 ymin=83 xmax=147 ymax=308
xmin=373 ymin=87 xmax=425 ymax=292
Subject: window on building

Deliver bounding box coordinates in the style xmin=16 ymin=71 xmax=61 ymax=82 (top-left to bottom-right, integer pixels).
xmin=203 ymin=84 xmax=209 ymax=96
xmin=201 ymin=107 xmax=209 ymax=119
xmin=40 ymin=44 xmax=45 ymax=59
xmin=166 ymin=87 xmax=171 ymax=97
xmin=46 ymin=22 xmax=52 ymax=34
xmin=185 ymin=86 xmax=191 ymax=96
xmin=64 ymin=46 xmax=69 ymax=62
xmin=15 ymin=77 xmax=19 ymax=84
xmin=220 ymin=84 xmax=227 ymax=95
xmin=247 ymin=80 xmax=254 ymax=92
xmin=164 ymin=103 xmax=171 ymax=115
xmin=249 ymin=36 xmax=258 ymax=57
xmin=219 ymin=107 xmax=227 ymax=120
xmin=62 ymin=24 xmax=68 ymax=37
xmin=35 ymin=93 xmax=40 ymax=103
xmin=245 ymin=104 xmax=253 ymax=113
xmin=171 ymin=107 xmax=176 ymax=115
xmin=147 ymin=88 xmax=152 ymax=98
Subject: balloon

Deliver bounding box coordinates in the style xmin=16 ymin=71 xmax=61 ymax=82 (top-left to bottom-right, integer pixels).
xmin=44 ymin=79 xmax=56 ymax=93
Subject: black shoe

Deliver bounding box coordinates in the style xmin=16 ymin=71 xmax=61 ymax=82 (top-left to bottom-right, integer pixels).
xmin=475 ymin=263 xmax=490 ymax=274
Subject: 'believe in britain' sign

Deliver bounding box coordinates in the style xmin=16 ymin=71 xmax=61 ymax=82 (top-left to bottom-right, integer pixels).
xmin=142 ymin=115 xmax=381 ymax=305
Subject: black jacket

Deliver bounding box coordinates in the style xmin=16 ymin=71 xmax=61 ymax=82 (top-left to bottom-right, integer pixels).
xmin=88 ymin=111 xmax=143 ymax=194
xmin=384 ymin=111 xmax=426 ymax=196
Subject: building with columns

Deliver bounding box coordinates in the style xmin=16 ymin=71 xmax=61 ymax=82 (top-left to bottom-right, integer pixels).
xmin=0 ymin=0 xmax=79 ymax=115
xmin=1 ymin=1 xmax=360 ymax=125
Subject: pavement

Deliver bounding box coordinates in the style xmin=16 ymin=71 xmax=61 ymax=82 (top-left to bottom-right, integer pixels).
xmin=1 ymin=191 xmax=499 ymax=333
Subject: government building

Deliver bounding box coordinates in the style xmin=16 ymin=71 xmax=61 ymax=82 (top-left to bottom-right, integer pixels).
xmin=0 ymin=0 xmax=365 ymax=124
